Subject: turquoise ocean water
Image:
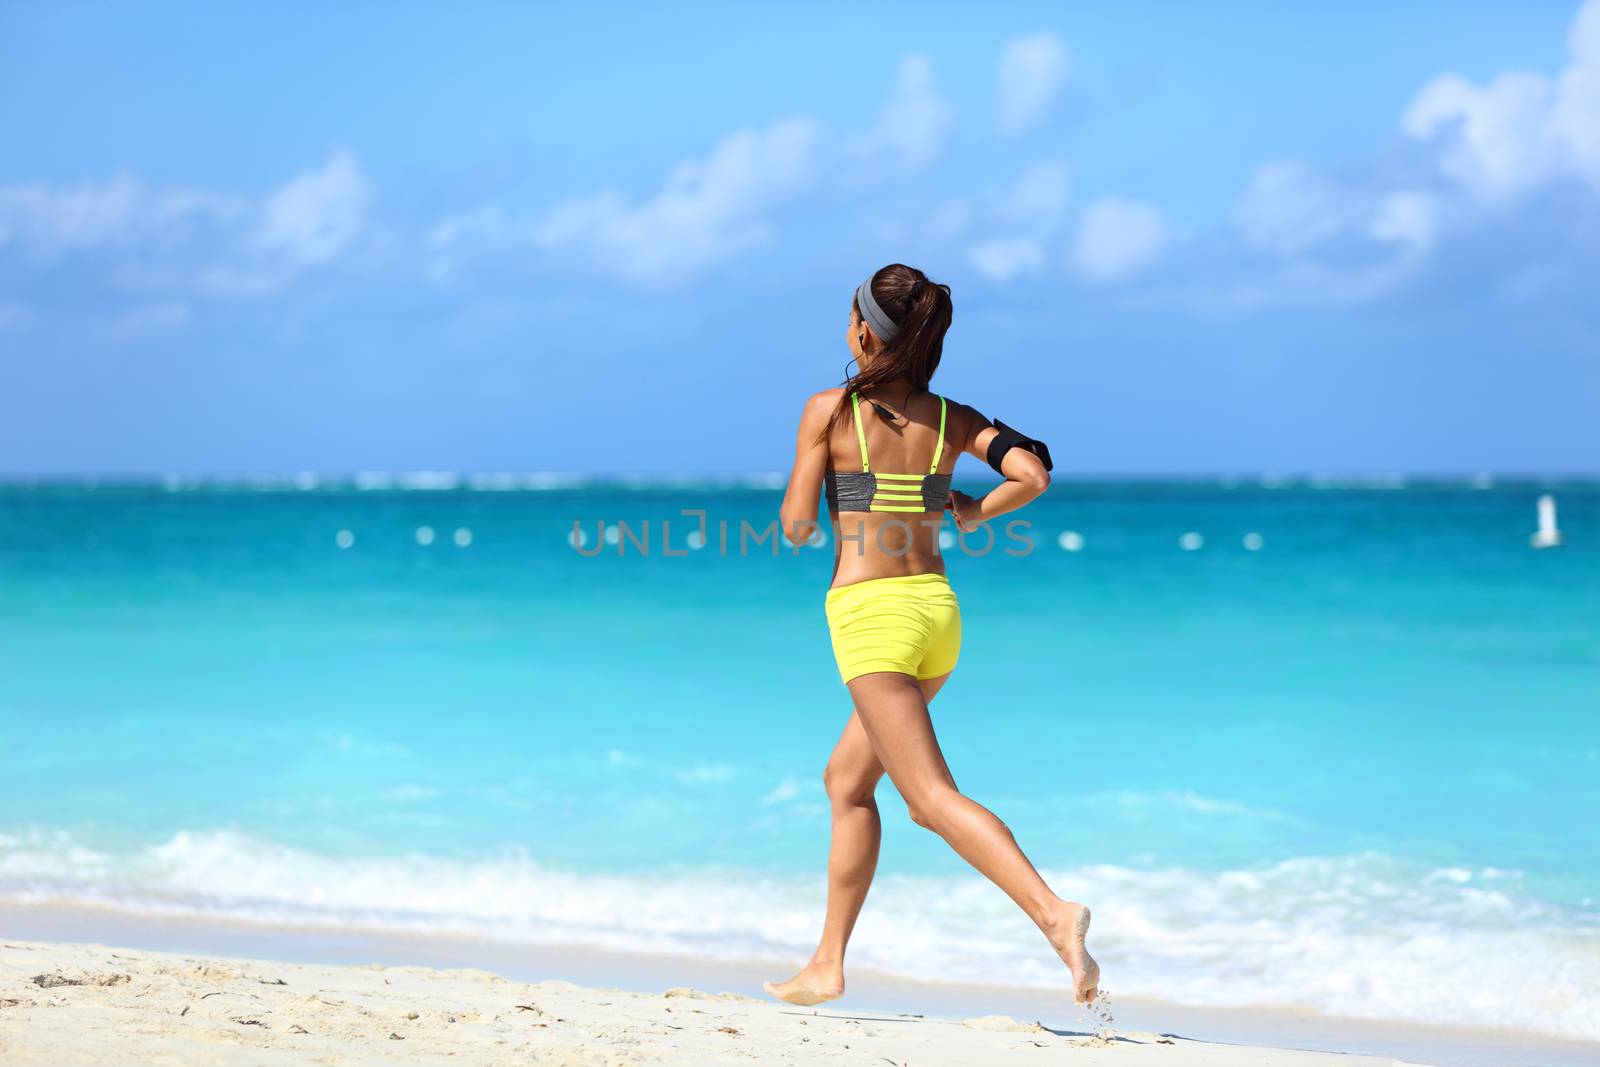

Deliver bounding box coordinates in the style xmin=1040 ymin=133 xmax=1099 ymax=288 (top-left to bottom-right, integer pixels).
xmin=1 ymin=478 xmax=1597 ymax=1039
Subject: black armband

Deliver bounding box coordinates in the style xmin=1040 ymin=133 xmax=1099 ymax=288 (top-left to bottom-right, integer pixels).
xmin=986 ymin=419 xmax=1054 ymax=475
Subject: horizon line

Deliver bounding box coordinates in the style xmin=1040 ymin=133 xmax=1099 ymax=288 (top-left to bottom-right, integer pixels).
xmin=1 ymin=470 xmax=1597 ymax=491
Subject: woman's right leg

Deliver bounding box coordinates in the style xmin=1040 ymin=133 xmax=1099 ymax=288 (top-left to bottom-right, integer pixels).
xmin=846 ymin=670 xmax=1099 ymax=1003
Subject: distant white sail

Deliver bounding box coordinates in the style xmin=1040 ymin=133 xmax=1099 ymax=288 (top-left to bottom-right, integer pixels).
xmin=1530 ymin=493 xmax=1563 ymax=549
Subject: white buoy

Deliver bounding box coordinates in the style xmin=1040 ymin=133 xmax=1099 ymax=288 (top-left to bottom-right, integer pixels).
xmin=415 ymin=525 xmax=436 ymax=546
xmin=335 ymin=529 xmax=355 ymax=549
xmin=1243 ymin=532 xmax=1264 ymax=551
xmin=1058 ymin=531 xmax=1084 ymax=552
xmin=1179 ymin=531 xmax=1203 ymax=551
xmin=453 ymin=527 xmax=473 ymax=547
xmin=1530 ymin=494 xmax=1563 ymax=549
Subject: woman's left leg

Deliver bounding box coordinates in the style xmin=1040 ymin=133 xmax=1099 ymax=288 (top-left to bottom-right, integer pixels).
xmin=764 ymin=674 xmax=950 ymax=1005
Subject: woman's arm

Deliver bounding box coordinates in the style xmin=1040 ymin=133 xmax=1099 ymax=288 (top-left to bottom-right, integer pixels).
xmin=946 ymin=403 xmax=1050 ymax=532
xmin=778 ymin=390 xmax=838 ymax=547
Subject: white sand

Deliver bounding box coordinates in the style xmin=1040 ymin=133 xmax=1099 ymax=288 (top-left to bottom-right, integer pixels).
xmin=0 ymin=938 xmax=1417 ymax=1067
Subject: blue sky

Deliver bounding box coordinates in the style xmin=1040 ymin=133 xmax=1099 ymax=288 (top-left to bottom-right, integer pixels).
xmin=2 ymin=1 xmax=1596 ymax=477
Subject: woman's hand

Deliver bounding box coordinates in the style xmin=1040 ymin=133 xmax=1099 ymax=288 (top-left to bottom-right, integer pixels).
xmin=946 ymin=489 xmax=982 ymax=532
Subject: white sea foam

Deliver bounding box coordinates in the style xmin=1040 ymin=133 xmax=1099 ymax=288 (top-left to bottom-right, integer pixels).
xmin=397 ymin=471 xmax=461 ymax=491
xmin=1093 ymin=788 xmax=1305 ymax=826
xmin=674 ymin=763 xmax=736 ymax=786
xmin=759 ymin=777 xmax=816 ymax=806
xmin=464 ymin=472 xmax=524 ymax=491
xmin=1 ymin=828 xmax=1596 ymax=1040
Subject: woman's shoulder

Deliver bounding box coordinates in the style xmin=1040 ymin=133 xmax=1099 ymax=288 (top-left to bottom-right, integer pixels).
xmin=801 ymin=386 xmax=847 ymax=417
xmin=933 ymin=394 xmax=992 ymax=451
xmin=935 ymin=394 xmax=988 ymax=426
xmin=795 ymin=387 xmax=847 ymax=433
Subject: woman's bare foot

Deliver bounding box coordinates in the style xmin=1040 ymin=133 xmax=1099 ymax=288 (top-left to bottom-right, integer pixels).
xmin=1042 ymin=899 xmax=1100 ymax=1003
xmin=762 ymin=960 xmax=845 ymax=1007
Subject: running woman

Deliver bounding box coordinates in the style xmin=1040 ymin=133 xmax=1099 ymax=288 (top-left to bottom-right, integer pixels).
xmin=766 ymin=262 xmax=1099 ymax=1007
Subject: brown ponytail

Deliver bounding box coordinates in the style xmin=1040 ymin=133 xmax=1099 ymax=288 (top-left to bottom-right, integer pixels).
xmin=815 ymin=263 xmax=953 ymax=446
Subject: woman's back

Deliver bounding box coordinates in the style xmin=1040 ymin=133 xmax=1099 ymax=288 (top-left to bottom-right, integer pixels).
xmin=822 ymin=384 xmax=969 ymax=589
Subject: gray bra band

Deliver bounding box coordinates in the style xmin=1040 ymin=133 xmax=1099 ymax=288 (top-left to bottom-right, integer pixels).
xmin=825 ymin=471 xmax=952 ymax=513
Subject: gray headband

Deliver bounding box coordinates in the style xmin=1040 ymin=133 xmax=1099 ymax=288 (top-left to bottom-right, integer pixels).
xmin=855 ymin=276 xmax=901 ymax=343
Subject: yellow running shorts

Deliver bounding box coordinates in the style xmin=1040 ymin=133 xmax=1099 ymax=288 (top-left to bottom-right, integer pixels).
xmin=824 ymin=572 xmax=962 ymax=685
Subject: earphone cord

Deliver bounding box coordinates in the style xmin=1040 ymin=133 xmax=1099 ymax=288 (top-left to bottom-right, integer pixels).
xmin=845 ymin=354 xmax=923 ymax=423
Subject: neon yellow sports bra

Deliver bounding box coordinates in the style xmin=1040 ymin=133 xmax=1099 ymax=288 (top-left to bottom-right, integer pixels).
xmin=823 ymin=392 xmax=952 ymax=513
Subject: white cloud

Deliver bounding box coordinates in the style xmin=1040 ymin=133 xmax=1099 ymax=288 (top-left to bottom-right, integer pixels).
xmin=1367 ymin=191 xmax=1437 ymax=251
xmin=995 ymin=158 xmax=1071 ymax=228
xmin=1403 ymin=0 xmax=1600 ymax=196
xmin=963 ymin=160 xmax=1071 ymax=281
xmin=0 ymin=150 xmax=368 ymax=305
xmin=1234 ymin=160 xmax=1437 ymax=264
xmin=1072 ymin=198 xmax=1166 ymax=283
xmin=929 ymin=159 xmax=1069 ymax=247
xmin=1556 ymin=0 xmax=1600 ymax=178
xmin=1171 ymin=175 xmax=1439 ymax=312
xmin=532 ymin=116 xmax=824 ymax=285
xmin=1235 ymin=161 xmax=1355 ymax=256
xmin=252 ymin=149 xmax=368 ymax=268
xmin=522 ymin=54 xmax=952 ymax=286
xmin=425 ymin=205 xmax=509 ymax=285
xmin=429 ymin=205 xmax=505 ymax=249
xmin=1403 ymin=72 xmax=1561 ymax=198
xmin=969 ymin=238 xmax=1047 ymax=282
xmin=0 ymin=175 xmax=242 ymax=255
xmin=998 ymin=34 xmax=1070 ymax=136
xmin=1199 ymin=1 xmax=1600 ymax=311
xmin=858 ymin=53 xmax=955 ymax=171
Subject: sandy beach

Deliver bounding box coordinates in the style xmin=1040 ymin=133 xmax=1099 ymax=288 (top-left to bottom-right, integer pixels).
xmin=3 ymin=905 xmax=1597 ymax=1067
xmin=1 ymin=935 xmax=1427 ymax=1067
